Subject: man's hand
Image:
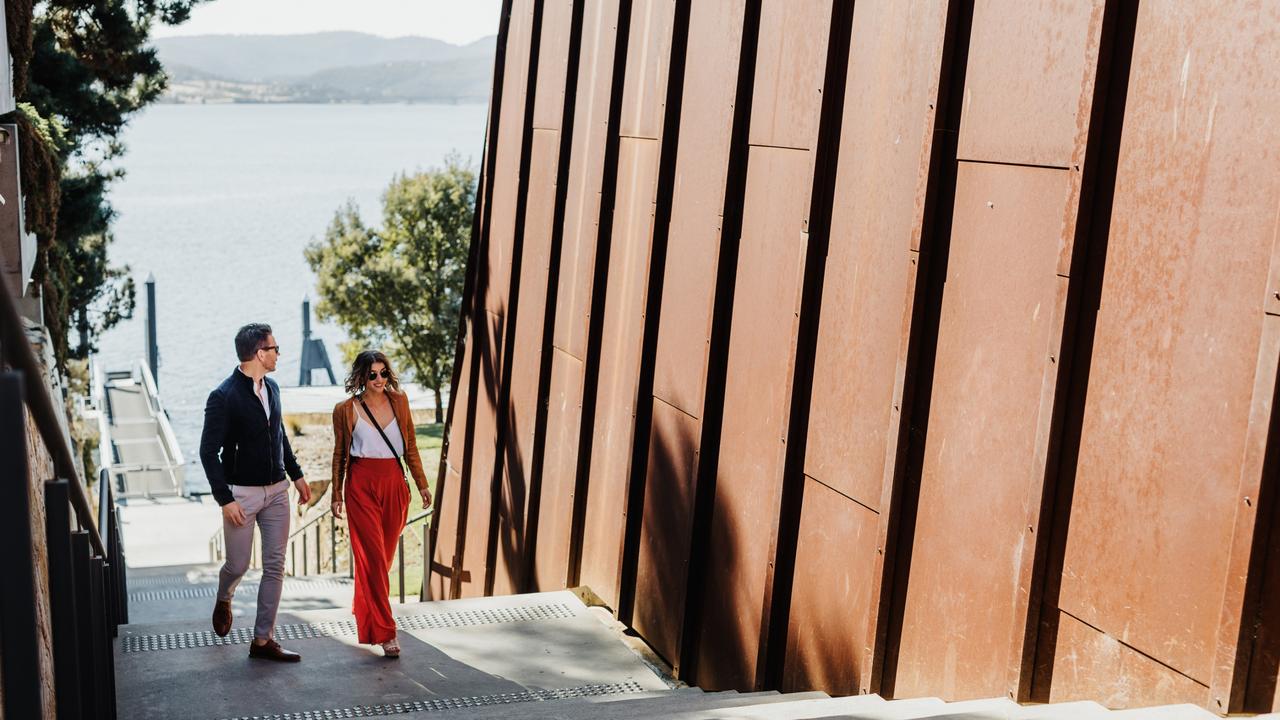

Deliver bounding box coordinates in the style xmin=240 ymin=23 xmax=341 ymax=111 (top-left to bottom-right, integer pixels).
xmin=421 ymin=489 xmax=432 ymax=510
xmin=293 ymin=478 xmax=312 ymax=505
xmin=222 ymin=501 xmax=246 ymax=527
xmin=331 ymin=500 xmax=344 ymax=520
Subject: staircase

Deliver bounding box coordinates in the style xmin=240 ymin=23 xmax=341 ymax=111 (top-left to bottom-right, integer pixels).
xmin=116 ymin=567 xmax=1271 ymax=719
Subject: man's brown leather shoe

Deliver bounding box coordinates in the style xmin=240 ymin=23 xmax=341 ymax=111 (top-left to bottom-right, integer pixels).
xmin=212 ymin=600 xmax=232 ymax=637
xmin=248 ymin=639 xmax=301 ymax=662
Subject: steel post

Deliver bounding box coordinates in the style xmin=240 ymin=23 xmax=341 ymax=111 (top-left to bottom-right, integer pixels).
xmin=0 ymin=372 xmax=42 ymax=719
xmin=44 ymin=480 xmax=83 ymax=720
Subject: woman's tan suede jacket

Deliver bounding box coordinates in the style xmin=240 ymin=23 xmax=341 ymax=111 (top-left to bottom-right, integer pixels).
xmin=330 ymin=389 xmax=429 ymax=502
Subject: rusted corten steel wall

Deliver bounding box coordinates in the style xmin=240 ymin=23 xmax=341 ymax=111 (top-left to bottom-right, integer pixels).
xmin=529 ymin=0 xmax=627 ymax=593
xmin=430 ymin=0 xmax=527 ymax=601
xmin=628 ymin=0 xmax=746 ymax=671
xmin=487 ymin=0 xmax=578 ymax=598
xmin=890 ymin=0 xmax=1112 ymax=702
xmin=788 ymin=0 xmax=954 ymax=697
xmin=692 ymin=0 xmax=840 ymax=692
xmin=432 ymin=0 xmax=1280 ymax=713
xmin=1038 ymin=2 xmax=1280 ymax=713
xmin=575 ymin=0 xmax=680 ymax=611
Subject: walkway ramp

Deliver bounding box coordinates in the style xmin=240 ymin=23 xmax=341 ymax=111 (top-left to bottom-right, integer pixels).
xmin=115 ymin=566 xmax=1260 ymax=719
xmin=97 ymin=361 xmax=186 ymax=498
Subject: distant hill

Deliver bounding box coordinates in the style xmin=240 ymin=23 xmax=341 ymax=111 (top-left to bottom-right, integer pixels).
xmin=155 ymin=32 xmax=496 ymax=104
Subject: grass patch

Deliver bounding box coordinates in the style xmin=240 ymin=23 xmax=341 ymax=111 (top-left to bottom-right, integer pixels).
xmin=415 ymin=422 xmax=444 ymax=497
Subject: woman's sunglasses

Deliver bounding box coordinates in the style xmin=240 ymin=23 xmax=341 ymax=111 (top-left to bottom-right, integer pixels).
xmin=367 ymin=370 xmax=391 ymax=381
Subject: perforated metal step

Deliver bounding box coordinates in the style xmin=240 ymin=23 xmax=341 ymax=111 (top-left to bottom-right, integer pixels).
xmin=216 ymin=681 xmax=646 ymax=720
xmin=130 ymin=578 xmax=354 ymax=602
xmin=121 ymin=601 xmax=578 ymax=653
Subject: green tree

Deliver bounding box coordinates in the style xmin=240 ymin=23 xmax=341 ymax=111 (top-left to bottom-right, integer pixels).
xmin=7 ymin=0 xmax=205 ymax=368
xmin=306 ymin=156 xmax=475 ymax=422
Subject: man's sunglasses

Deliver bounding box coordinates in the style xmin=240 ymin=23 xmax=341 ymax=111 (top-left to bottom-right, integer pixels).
xmin=259 ymin=345 xmax=281 ymax=354
xmin=368 ymin=370 xmax=391 ymax=381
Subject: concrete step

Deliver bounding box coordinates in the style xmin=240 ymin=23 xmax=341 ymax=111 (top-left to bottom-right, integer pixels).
xmin=1013 ymin=700 xmax=1111 ymax=719
xmin=1108 ymin=704 xmax=1219 ymax=719
xmin=660 ymin=695 xmax=933 ymax=719
xmin=116 ymin=590 xmax=668 ymax=720
xmin=392 ymin=689 xmax=830 ymax=720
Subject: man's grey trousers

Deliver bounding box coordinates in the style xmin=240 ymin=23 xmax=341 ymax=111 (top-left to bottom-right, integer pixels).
xmin=216 ymin=479 xmax=290 ymax=640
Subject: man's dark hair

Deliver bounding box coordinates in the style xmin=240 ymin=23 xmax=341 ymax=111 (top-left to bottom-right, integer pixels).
xmin=234 ymin=323 xmax=273 ymax=361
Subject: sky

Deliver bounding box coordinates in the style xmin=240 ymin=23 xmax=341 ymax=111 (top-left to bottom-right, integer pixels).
xmin=152 ymin=0 xmax=504 ymax=45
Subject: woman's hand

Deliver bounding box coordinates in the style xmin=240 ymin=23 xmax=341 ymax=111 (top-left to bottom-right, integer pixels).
xmin=421 ymin=491 xmax=432 ymax=510
xmin=331 ymin=500 xmax=344 ymax=520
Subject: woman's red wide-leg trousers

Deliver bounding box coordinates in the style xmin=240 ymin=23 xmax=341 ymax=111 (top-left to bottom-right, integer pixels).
xmin=346 ymin=457 xmax=409 ymax=644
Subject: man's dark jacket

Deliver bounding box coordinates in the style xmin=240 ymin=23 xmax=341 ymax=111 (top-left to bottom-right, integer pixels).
xmin=200 ymin=368 xmax=303 ymax=506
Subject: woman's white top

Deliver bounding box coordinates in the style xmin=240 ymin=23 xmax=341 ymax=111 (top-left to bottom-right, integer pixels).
xmin=351 ymin=414 xmax=405 ymax=458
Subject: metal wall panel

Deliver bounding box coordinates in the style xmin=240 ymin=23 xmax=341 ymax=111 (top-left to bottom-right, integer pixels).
xmin=553 ymin=0 xmax=622 ymax=361
xmin=783 ymin=476 xmax=879 ymax=694
xmin=635 ymin=397 xmax=700 ymax=662
xmin=437 ymin=0 xmax=1280 ymax=710
xmin=649 ymin=0 xmax=745 ymax=415
xmin=696 ymin=147 xmax=812 ymax=690
xmin=957 ymin=0 xmax=1103 ymax=167
xmin=484 ymin=0 xmax=539 ymax=315
xmin=746 ymin=0 xmax=829 ymax=152
xmin=791 ymin=0 xmax=952 ymax=694
xmin=889 ymin=0 xmax=1109 ymax=699
xmin=1049 ymin=612 xmax=1208 ymax=708
xmin=619 ymin=0 xmax=676 ymax=140
xmin=1054 ymin=2 xmax=1280 ymax=710
xmin=491 ymin=0 xmax=577 ymax=598
xmin=532 ymin=0 xmax=575 ymax=130
xmin=579 ymin=136 xmax=662 ymax=608
xmin=532 ymin=348 xmax=584 ymax=590
xmin=459 ymin=310 xmax=505 ymax=597
xmin=493 ymin=128 xmax=563 ymax=596
xmin=693 ymin=0 xmax=831 ymax=690
xmin=894 ymin=162 xmax=1070 ymax=699
xmin=633 ymin=0 xmax=746 ymax=667
xmin=435 ymin=0 xmax=537 ymax=600
xmin=532 ymin=0 xmax=623 ymax=591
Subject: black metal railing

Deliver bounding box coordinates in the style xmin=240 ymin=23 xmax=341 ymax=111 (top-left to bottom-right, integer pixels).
xmin=212 ymin=497 xmax=435 ymax=603
xmin=1 ymin=285 xmax=127 ymax=720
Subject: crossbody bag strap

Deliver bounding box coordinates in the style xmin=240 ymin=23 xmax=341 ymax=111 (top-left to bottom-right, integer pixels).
xmin=357 ymin=397 xmax=407 ymax=478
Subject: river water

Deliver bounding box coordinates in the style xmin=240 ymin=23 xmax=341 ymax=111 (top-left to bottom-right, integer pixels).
xmin=97 ymin=103 xmax=488 ymax=491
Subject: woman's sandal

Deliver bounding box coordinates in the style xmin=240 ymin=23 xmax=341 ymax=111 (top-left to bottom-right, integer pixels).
xmin=381 ymin=637 xmax=400 ymax=658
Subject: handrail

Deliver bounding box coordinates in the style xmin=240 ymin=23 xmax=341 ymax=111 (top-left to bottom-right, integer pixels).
xmin=0 ymin=285 xmax=106 ymax=556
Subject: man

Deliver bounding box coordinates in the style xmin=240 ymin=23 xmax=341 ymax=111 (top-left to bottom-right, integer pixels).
xmin=200 ymin=323 xmax=312 ymax=662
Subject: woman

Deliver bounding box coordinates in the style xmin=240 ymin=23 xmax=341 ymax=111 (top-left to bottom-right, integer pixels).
xmin=330 ymin=350 xmax=431 ymax=657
